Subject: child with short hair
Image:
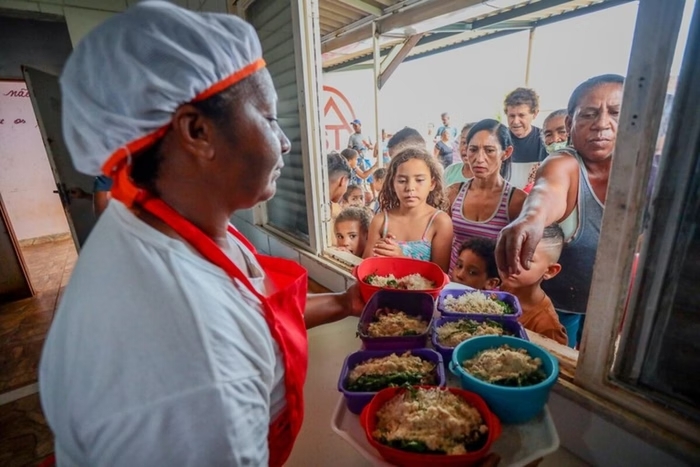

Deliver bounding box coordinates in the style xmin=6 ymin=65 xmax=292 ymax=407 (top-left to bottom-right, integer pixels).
xmin=368 ymin=168 xmax=387 ymax=213
xmin=499 ymin=223 xmax=568 ymax=345
xmin=334 ymin=207 xmax=371 ymax=257
xmin=451 ymin=237 xmax=501 ymax=291
xmin=328 ymin=152 xmax=351 ymax=220
xmin=363 ymin=148 xmax=454 ymax=272
xmin=341 ymin=184 xmax=365 ymax=208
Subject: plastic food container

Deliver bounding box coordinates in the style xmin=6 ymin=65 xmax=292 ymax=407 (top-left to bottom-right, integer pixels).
xmin=449 ymin=335 xmax=559 ymax=424
xmin=353 ymin=257 xmax=450 ymax=302
xmin=431 ymin=315 xmax=529 ymax=364
xmin=438 ymin=288 xmax=522 ymax=321
xmin=357 ymin=290 xmax=434 ymax=350
xmin=337 ymin=348 xmax=445 ymax=415
xmin=360 ymin=385 xmax=502 ymax=467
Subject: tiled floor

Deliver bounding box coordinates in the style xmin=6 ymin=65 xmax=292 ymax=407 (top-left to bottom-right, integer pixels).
xmin=0 ymin=393 xmax=53 ymax=467
xmin=0 ymin=237 xmax=76 ymax=467
xmin=0 ymin=238 xmax=76 ymax=394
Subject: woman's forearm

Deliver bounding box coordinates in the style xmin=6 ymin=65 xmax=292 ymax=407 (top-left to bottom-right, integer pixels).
xmin=304 ymin=293 xmax=350 ymax=329
xmin=517 ymin=157 xmax=574 ymax=226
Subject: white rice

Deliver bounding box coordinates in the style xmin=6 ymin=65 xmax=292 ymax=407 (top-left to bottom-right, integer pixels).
xmin=443 ymin=291 xmax=509 ymax=315
xmin=366 ymin=273 xmax=435 ymax=290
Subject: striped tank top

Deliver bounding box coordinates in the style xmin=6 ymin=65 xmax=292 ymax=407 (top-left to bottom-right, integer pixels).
xmin=450 ymin=179 xmax=515 ymax=272
xmin=382 ymin=210 xmax=440 ymax=261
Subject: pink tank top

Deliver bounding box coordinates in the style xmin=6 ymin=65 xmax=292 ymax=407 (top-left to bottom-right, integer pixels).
xmin=450 ymin=179 xmax=514 ymax=272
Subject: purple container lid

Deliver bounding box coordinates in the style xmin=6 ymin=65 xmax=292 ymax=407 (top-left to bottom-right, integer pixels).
xmin=431 ymin=315 xmax=529 ymax=363
xmin=338 ymin=348 xmax=445 ymax=414
xmin=357 ymin=290 xmax=435 ymax=350
xmin=438 ymin=287 xmax=522 ymax=320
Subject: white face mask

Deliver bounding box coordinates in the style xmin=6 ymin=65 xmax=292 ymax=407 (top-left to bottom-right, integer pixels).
xmin=545 ymin=141 xmax=568 ymax=154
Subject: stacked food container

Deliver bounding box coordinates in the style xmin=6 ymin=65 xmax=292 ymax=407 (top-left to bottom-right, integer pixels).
xmin=335 ymin=257 xmax=560 ymax=466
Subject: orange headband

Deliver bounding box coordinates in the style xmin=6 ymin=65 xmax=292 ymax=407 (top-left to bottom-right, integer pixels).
xmin=102 ymin=58 xmax=266 ymax=207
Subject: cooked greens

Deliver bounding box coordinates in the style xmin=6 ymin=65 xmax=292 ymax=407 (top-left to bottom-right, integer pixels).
xmin=346 ymin=352 xmax=435 ymax=392
xmin=435 ymin=319 xmax=507 ymax=347
xmin=461 ymin=345 xmax=547 ymax=387
xmin=366 ymin=308 xmax=429 ymax=337
xmin=372 ymin=388 xmax=489 ymax=455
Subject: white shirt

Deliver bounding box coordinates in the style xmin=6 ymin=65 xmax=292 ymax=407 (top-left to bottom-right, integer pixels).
xmin=39 ymin=201 xmax=285 ymax=466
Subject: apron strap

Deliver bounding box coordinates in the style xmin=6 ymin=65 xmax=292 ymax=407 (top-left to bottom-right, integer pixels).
xmin=226 ymin=225 xmax=258 ymax=255
xmin=140 ymin=197 xmax=266 ymax=304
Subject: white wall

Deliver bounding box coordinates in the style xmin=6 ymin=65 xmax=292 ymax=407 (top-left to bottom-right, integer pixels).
xmin=0 ymin=82 xmax=70 ymax=240
xmin=0 ymin=0 xmax=233 ymax=242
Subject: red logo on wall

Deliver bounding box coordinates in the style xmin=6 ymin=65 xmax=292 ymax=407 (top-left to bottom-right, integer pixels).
xmin=323 ymin=85 xmax=355 ymax=151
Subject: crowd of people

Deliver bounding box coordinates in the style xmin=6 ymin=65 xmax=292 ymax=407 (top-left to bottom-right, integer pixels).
xmin=328 ymin=76 xmax=626 ymax=348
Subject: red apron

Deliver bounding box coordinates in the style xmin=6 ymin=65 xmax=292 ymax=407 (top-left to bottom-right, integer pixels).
xmin=140 ymin=197 xmax=309 ymax=467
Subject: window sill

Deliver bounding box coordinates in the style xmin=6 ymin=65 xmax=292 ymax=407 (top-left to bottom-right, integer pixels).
xmin=551 ymin=378 xmax=699 ymax=465
xmin=525 ymin=331 xmax=579 ymax=379
xmin=323 ymin=247 xmax=362 ymax=269
xmin=527 ymin=333 xmax=698 ymax=464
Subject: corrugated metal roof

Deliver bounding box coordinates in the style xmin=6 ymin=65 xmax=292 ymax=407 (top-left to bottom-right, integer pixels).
xmin=321 ymin=0 xmax=635 ymax=71
xmin=319 ymin=0 xmax=403 ymax=36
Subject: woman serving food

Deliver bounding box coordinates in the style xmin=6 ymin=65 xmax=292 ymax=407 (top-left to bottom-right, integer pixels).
xmin=38 ymin=2 xmax=362 ymax=466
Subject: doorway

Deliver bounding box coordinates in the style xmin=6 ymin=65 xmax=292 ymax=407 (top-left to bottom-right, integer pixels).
xmin=0 ymin=80 xmax=77 ymax=293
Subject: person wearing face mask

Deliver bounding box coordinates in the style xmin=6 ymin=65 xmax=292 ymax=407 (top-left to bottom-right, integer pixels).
xmin=523 ymin=109 xmax=569 ymax=193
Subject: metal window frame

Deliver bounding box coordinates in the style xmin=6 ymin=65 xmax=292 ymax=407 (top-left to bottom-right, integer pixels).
xmin=614 ymin=0 xmax=700 ymax=420
xmin=574 ymin=0 xmax=700 ymax=452
xmin=240 ymin=0 xmax=326 ymax=254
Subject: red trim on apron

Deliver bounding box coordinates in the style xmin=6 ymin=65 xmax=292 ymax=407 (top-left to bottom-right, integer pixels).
xmin=140 ymin=197 xmax=308 ymax=467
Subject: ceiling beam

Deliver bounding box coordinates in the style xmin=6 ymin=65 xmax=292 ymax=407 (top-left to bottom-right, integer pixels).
xmin=322 ymin=0 xmax=483 ymax=53
xmin=337 ymin=0 xmax=382 ymax=16
xmin=378 ymin=33 xmax=423 ymax=89
xmin=379 ymin=43 xmax=404 ymax=73
xmin=378 ymin=0 xmax=483 ymax=34
xmin=478 ymin=20 xmax=533 ymax=30
xmin=322 ymin=23 xmax=374 ymax=53
xmin=469 ymin=0 xmax=573 ymax=30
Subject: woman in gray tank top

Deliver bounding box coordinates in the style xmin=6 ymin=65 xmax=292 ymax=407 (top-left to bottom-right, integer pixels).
xmin=495 ymin=74 xmax=625 ymax=347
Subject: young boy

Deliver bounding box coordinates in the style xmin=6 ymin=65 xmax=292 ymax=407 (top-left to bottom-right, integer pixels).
xmin=334 ymin=207 xmax=371 ymax=258
xmin=368 ymin=168 xmax=386 ymax=213
xmin=499 ymin=224 xmax=568 ymax=345
xmin=451 ymin=238 xmax=501 ymax=290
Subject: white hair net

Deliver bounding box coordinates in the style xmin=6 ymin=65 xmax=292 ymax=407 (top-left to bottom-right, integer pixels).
xmin=61 ymin=0 xmax=264 ymax=177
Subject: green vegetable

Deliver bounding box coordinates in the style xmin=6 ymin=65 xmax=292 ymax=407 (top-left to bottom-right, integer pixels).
xmin=439 ymin=319 xmax=507 ymax=344
xmin=384 ymin=438 xmax=436 ymax=454
xmin=379 ymin=435 xmax=487 ymax=454
xmin=488 ymin=370 xmax=547 ymax=387
xmin=486 ymin=296 xmax=513 ymax=314
xmin=346 ymin=372 xmax=435 ymax=392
